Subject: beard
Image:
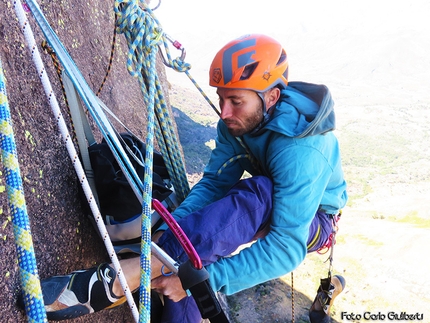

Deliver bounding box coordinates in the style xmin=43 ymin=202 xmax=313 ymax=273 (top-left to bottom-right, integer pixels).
xmin=225 ymin=107 xmax=264 ymax=137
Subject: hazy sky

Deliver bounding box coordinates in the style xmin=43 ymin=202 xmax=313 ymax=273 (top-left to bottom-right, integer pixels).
xmin=154 ymin=0 xmax=430 ymax=102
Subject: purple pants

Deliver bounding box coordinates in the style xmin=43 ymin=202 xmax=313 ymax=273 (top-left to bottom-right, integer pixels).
xmin=156 ymin=176 xmax=334 ymax=323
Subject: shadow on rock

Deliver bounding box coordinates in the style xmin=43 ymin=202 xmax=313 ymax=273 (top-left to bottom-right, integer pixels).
xmin=225 ymin=278 xmax=341 ymax=323
xmin=172 ymin=107 xmax=217 ymax=175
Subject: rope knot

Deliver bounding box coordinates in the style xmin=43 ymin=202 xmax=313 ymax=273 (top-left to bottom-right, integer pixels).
xmin=171 ymin=58 xmax=191 ymax=73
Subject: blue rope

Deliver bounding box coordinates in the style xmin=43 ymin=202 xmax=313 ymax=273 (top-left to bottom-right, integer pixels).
xmin=114 ymin=1 xmax=163 ymax=321
xmin=159 ymin=36 xmax=220 ymax=117
xmin=115 ymin=0 xmax=189 ymax=202
xmin=0 ymin=59 xmax=48 ymax=322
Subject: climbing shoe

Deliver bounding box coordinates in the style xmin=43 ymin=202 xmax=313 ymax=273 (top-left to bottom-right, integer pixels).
xmin=309 ymin=275 xmax=346 ymax=323
xmin=20 ymin=263 xmax=126 ymax=321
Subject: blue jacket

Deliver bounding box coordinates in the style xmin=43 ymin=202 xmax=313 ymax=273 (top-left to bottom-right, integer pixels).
xmin=171 ymin=81 xmax=348 ymax=295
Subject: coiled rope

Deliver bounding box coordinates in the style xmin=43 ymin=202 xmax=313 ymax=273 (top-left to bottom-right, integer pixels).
xmin=114 ymin=0 xmax=190 ymax=204
xmin=113 ymin=2 xmax=195 ymax=320
xmin=113 ymin=2 xmax=156 ymax=321
xmin=16 ymin=0 xmax=193 ymax=321
xmin=12 ymin=1 xmax=140 ymax=322
xmin=0 ymin=59 xmax=48 ymax=323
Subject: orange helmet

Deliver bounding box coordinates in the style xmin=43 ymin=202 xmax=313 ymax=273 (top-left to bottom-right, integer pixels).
xmin=209 ymin=34 xmax=289 ymax=92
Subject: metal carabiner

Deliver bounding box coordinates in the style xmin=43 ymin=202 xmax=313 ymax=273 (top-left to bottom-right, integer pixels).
xmin=164 ymin=33 xmax=186 ymax=62
xmin=158 ymin=33 xmax=187 ymax=68
xmin=146 ymin=0 xmax=162 ymax=11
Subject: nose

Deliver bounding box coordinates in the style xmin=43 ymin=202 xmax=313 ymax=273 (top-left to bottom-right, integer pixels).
xmin=219 ymin=101 xmax=233 ymax=119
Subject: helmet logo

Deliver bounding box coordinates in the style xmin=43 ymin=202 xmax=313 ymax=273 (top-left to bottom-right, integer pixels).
xmin=212 ymin=68 xmax=222 ymax=84
xmin=262 ymin=71 xmax=272 ymax=82
xmin=222 ymin=38 xmax=257 ymax=85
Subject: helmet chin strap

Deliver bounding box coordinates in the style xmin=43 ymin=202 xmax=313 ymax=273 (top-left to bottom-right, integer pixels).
xmin=249 ymin=92 xmax=273 ymax=135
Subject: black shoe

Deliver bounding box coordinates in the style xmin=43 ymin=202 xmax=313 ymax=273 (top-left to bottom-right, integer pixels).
xmin=309 ymin=275 xmax=345 ymax=323
xmin=20 ymin=263 xmax=126 ymax=321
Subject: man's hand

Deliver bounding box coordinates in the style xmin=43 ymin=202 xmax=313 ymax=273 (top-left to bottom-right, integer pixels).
xmin=151 ymin=230 xmax=187 ymax=302
xmin=151 ymin=275 xmax=188 ymax=302
xmin=152 ymin=230 xmax=164 ymax=243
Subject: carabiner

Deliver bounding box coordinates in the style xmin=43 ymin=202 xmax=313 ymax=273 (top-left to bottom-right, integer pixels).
xmin=164 ymin=33 xmax=186 ymax=62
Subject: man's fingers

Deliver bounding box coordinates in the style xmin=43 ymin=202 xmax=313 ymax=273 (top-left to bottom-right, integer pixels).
xmin=151 ymin=275 xmax=188 ymax=302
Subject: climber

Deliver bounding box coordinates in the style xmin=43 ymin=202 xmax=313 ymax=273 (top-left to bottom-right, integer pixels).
xmin=27 ymin=34 xmax=348 ymax=323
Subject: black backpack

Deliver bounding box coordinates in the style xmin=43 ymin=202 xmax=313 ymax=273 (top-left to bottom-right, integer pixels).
xmin=83 ymin=133 xmax=175 ymax=254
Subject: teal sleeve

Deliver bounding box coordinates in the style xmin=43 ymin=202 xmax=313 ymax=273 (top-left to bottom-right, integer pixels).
xmin=206 ymin=136 xmax=347 ymax=294
xmin=157 ymin=121 xmax=245 ymax=231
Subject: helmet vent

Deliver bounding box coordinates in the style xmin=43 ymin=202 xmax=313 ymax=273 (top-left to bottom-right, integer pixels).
xmin=240 ymin=62 xmax=259 ymax=80
xmin=283 ymin=66 xmax=289 ymax=80
xmin=277 ymin=50 xmax=287 ymax=66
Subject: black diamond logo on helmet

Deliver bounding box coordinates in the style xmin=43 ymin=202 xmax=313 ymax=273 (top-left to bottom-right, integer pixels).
xmin=262 ymin=71 xmax=271 ymax=82
xmin=212 ymin=68 xmax=222 ymax=84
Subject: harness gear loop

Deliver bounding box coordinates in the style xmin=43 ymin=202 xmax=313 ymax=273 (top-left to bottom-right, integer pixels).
xmin=317 ymin=212 xmax=341 ymax=256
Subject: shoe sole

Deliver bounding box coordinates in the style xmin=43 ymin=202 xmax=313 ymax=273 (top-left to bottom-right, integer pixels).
xmin=47 ymin=304 xmax=90 ymax=321
xmin=309 ymin=275 xmax=346 ymax=323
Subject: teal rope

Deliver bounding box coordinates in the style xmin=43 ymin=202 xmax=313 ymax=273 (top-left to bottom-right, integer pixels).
xmin=114 ymin=1 xmax=154 ymax=322
xmin=0 ymin=60 xmax=48 ymax=322
xmin=115 ymin=1 xmax=190 ymax=202
xmin=216 ymin=154 xmax=253 ymax=176
xmin=160 ymin=37 xmax=221 ymax=117
xmin=153 ymin=79 xmax=189 ymax=199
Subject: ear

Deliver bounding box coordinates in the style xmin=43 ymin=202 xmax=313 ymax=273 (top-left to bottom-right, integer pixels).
xmin=264 ymin=87 xmax=281 ymax=111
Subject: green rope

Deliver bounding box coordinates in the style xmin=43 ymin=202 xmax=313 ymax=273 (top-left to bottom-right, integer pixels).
xmin=114 ymin=2 xmax=154 ymax=322
xmin=216 ymin=154 xmax=253 ymax=176
xmin=115 ymin=0 xmax=189 ymax=202
xmin=152 ymin=78 xmax=190 ymax=199
xmin=159 ymin=36 xmax=221 ymax=117
xmin=113 ymin=1 xmax=191 ymax=321
xmin=0 ymin=60 xmax=48 ymax=322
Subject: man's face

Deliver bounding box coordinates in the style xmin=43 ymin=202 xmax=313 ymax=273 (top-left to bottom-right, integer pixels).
xmin=217 ymin=88 xmax=264 ymax=137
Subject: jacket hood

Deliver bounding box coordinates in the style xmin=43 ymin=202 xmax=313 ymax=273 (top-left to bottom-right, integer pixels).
xmin=263 ymin=81 xmax=336 ymax=138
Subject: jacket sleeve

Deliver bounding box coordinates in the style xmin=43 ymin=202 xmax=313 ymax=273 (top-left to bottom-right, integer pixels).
xmin=206 ymin=137 xmax=338 ymax=295
xmin=161 ymin=121 xmax=246 ymax=225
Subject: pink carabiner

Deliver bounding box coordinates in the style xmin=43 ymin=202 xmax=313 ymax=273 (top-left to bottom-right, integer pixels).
xmin=152 ymin=199 xmax=202 ymax=270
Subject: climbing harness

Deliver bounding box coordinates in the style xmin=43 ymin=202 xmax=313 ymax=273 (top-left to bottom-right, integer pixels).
xmin=0 ymin=59 xmax=48 ymax=323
